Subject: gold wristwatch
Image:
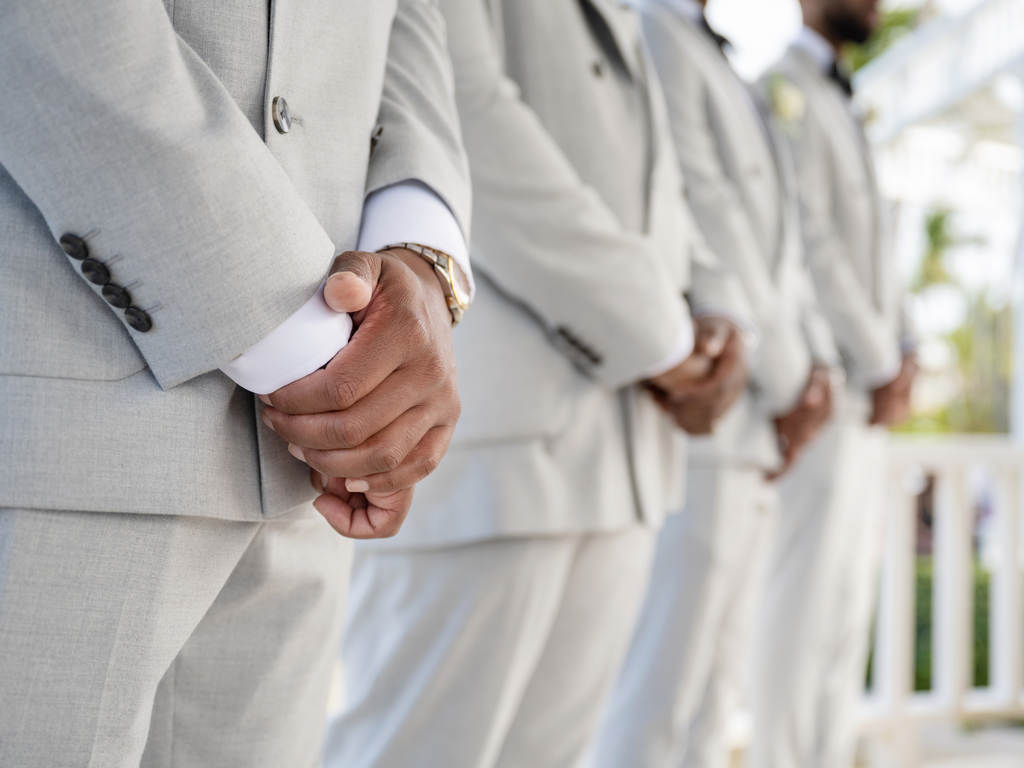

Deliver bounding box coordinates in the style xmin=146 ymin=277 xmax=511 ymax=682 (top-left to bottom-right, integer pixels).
xmin=384 ymin=242 xmax=471 ymax=326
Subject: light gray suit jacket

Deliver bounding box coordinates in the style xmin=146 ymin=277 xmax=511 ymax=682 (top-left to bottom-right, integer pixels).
xmin=640 ymin=0 xmax=833 ymax=469
xmin=761 ymin=45 xmax=906 ymax=394
xmin=0 ymin=0 xmax=470 ymax=521
xmin=366 ymin=0 xmax=746 ymax=549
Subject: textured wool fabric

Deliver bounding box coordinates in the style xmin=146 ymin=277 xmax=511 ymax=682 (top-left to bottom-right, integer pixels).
xmin=326 ymin=528 xmax=654 ymax=768
xmin=0 ymin=0 xmax=470 ymax=521
xmin=0 ymin=507 xmax=351 ymax=768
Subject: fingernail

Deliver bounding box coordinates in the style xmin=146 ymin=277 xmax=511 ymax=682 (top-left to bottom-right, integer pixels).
xmin=288 ymin=444 xmax=305 ymax=462
xmin=346 ymin=479 xmax=370 ymax=493
xmin=321 ymin=473 xmax=330 ymax=490
xmin=260 ymin=411 xmax=275 ymax=431
xmin=258 ymin=394 xmax=271 ymax=406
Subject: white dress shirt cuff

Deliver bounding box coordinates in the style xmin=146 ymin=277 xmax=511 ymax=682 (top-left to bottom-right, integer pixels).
xmin=220 ymin=181 xmax=470 ymax=394
xmin=862 ymin=356 xmax=903 ymax=391
xmin=357 ymin=180 xmax=474 ymax=300
xmin=642 ymin=316 xmax=696 ymax=379
xmin=220 ymin=288 xmax=353 ymax=395
xmin=691 ymin=306 xmax=760 ymax=354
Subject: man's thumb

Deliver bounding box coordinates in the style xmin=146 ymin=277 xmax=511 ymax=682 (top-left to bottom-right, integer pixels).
xmin=324 ymin=250 xmax=383 ymax=314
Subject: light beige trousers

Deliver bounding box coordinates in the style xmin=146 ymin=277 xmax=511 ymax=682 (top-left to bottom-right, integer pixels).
xmin=325 ymin=527 xmax=654 ymax=768
xmin=588 ymin=464 xmax=771 ymax=768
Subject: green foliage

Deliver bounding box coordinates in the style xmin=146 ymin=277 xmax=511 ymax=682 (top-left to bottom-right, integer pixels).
xmin=912 ymin=209 xmax=958 ymax=291
xmin=943 ymin=295 xmax=1013 ymax=433
xmin=899 ymin=205 xmax=1007 ymax=436
xmin=903 ymin=294 xmax=1013 ymax=435
xmin=844 ymin=7 xmax=921 ymax=72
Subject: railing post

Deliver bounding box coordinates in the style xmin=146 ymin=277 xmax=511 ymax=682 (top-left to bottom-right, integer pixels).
xmin=932 ymin=466 xmax=974 ymax=715
xmin=874 ymin=464 xmax=917 ymax=714
xmin=990 ymin=468 xmax=1023 ymax=710
xmin=869 ymin=463 xmax=918 ymax=767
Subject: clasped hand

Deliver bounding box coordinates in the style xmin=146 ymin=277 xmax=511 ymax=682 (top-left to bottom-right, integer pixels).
xmin=768 ymin=366 xmax=832 ymax=481
xmin=647 ymin=317 xmax=748 ymax=436
xmin=870 ymin=355 xmax=917 ymax=428
xmin=259 ymin=247 xmax=460 ymax=539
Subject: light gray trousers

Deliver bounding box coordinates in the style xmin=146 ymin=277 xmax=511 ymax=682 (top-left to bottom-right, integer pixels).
xmin=0 ymin=507 xmax=350 ymax=768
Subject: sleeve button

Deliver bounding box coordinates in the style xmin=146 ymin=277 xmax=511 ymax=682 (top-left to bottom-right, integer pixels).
xmin=125 ymin=307 xmax=153 ymax=333
xmin=101 ymin=283 xmax=132 ymax=309
xmin=81 ymin=258 xmax=111 ymax=285
xmin=59 ymin=233 xmax=89 ymax=260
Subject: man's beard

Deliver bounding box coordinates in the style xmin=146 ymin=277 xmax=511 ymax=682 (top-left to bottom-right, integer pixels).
xmin=824 ymin=7 xmax=874 ymax=44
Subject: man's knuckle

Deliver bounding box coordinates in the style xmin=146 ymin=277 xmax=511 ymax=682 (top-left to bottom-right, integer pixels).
xmin=420 ymin=452 xmax=442 ymax=477
xmin=335 ymin=417 xmax=367 ymax=448
xmin=331 ymin=377 xmax=360 ymax=410
xmin=420 ymin=354 xmax=449 ymax=384
xmin=371 ymin=445 xmax=403 ymax=473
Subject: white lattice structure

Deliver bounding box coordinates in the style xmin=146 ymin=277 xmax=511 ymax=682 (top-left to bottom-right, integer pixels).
xmin=855 ymin=0 xmax=1024 ymax=143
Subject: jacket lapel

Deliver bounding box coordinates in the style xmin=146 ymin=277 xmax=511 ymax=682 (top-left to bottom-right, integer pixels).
xmin=580 ymin=0 xmax=643 ymax=79
xmin=788 ymin=46 xmax=884 ymax=307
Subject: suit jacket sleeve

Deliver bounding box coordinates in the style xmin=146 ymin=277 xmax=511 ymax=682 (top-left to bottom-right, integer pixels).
xmin=644 ymin=14 xmax=805 ymax=413
xmin=366 ymin=0 xmax=472 ymax=240
xmin=796 ymin=269 xmax=842 ymax=367
xmin=438 ymin=0 xmax=694 ymax=389
xmin=777 ymin=83 xmax=900 ymax=388
xmin=0 ymin=0 xmax=349 ymax=390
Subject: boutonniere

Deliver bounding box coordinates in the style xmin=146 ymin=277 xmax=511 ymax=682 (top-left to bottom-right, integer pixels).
xmin=769 ymin=74 xmax=806 ymax=128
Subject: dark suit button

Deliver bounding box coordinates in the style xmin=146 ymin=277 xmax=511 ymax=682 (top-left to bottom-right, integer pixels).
xmin=272 ymin=96 xmax=292 ymax=134
xmin=592 ymin=60 xmax=605 ymax=77
xmin=101 ymin=283 xmax=132 ymax=309
xmin=125 ymin=306 xmax=152 ymax=333
xmin=81 ymin=258 xmax=110 ymax=285
xmin=59 ymin=233 xmax=89 ymax=260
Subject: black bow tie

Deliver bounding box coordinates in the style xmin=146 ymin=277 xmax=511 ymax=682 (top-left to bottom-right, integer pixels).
xmin=829 ymin=61 xmax=854 ymax=98
xmin=699 ymin=15 xmax=730 ymax=53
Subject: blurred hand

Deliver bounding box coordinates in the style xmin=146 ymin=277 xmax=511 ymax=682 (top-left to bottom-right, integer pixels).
xmin=650 ymin=320 xmax=748 ymax=436
xmin=260 ymin=247 xmax=460 ymax=539
xmin=870 ymin=355 xmax=917 ymax=428
xmin=647 ymin=316 xmax=734 ymax=399
xmin=768 ymin=366 xmax=833 ymax=481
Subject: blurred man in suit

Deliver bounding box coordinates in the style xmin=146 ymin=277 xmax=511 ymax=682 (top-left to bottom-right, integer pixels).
xmin=589 ymin=2 xmax=836 ymax=766
xmin=324 ymin=1 xmax=752 ymax=766
xmin=752 ymin=1 xmax=917 ymax=766
xmin=0 ymin=1 xmax=472 ymax=765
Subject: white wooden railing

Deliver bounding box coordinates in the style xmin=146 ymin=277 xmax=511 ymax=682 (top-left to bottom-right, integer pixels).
xmin=859 ymin=435 xmax=1024 ymax=765
xmin=721 ymin=435 xmax=1024 ymax=766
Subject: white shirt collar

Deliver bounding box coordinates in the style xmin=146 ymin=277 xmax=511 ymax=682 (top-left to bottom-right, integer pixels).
xmin=794 ymin=25 xmax=836 ymax=72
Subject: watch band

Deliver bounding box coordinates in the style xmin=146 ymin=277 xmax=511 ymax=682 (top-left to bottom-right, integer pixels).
xmin=380 ymin=242 xmax=470 ymax=326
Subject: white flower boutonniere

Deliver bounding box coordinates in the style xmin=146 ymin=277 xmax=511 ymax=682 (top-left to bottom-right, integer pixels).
xmin=769 ymin=74 xmax=806 ymax=129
